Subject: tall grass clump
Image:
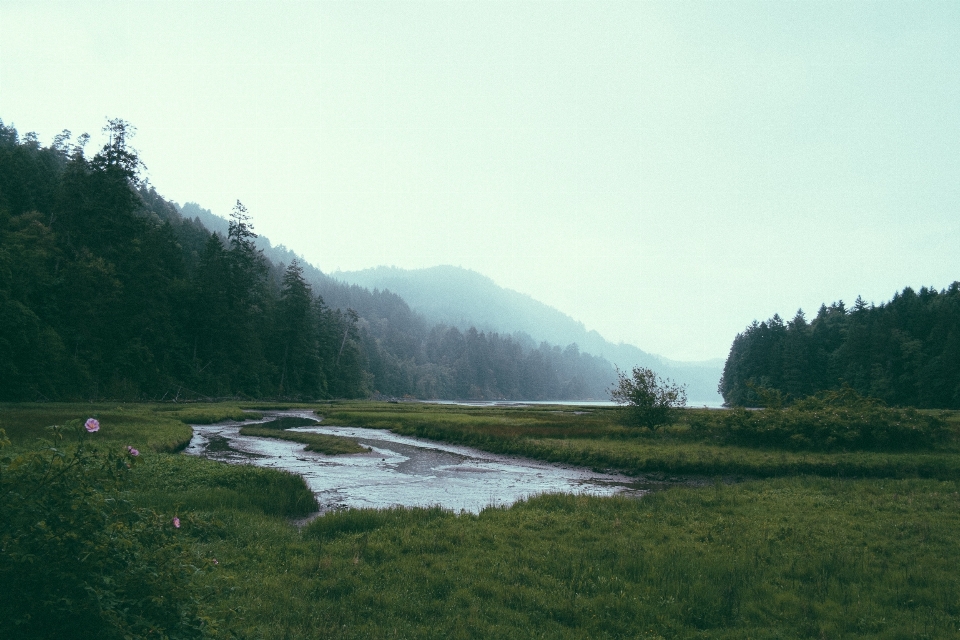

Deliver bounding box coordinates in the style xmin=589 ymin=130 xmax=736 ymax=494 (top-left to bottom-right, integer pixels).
xmin=152 ymin=404 xmax=261 ymax=425
xmin=0 ymin=421 xmax=224 ymax=639
xmin=134 ymin=453 xmax=319 ymax=518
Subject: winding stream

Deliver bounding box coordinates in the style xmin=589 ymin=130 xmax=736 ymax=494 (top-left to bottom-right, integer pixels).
xmin=185 ymin=411 xmax=645 ymax=514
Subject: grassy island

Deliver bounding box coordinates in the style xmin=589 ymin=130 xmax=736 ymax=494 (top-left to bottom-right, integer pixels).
xmin=238 ymin=422 xmax=370 ymax=455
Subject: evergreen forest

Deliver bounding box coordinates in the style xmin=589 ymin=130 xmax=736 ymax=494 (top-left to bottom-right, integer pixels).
xmin=0 ymin=119 xmax=615 ymax=402
xmin=720 ymin=288 xmax=960 ymax=408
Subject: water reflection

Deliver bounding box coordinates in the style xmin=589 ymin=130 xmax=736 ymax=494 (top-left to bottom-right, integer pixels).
xmin=185 ymin=412 xmax=643 ymax=514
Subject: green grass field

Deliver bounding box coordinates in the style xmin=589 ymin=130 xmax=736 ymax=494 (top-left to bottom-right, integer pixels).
xmin=3 ymin=401 xmax=960 ymax=638
xmin=0 ymin=402 xmax=259 ymax=453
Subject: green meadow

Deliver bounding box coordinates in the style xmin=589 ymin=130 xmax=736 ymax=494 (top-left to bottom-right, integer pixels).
xmin=3 ymin=401 xmax=960 ymax=638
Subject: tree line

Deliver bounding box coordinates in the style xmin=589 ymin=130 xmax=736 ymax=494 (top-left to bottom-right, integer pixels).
xmin=720 ymin=286 xmax=960 ymax=408
xmin=0 ymin=119 xmax=616 ymax=401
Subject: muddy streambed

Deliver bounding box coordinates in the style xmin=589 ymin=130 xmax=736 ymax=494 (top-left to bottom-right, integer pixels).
xmin=185 ymin=411 xmax=646 ymax=514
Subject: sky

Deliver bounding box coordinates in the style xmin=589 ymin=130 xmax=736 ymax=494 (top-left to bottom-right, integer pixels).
xmin=2 ymin=1 xmax=959 ymax=362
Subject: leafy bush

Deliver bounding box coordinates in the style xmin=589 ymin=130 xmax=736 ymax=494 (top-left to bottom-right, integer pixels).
xmin=609 ymin=366 xmax=686 ymax=429
xmin=0 ymin=420 xmax=223 ymax=639
xmin=694 ymin=388 xmax=950 ymax=451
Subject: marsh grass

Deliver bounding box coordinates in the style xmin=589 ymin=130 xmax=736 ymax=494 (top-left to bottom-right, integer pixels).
xmin=688 ymin=390 xmax=951 ymax=452
xmin=321 ymin=401 xmax=627 ymax=440
xmin=173 ymin=478 xmax=960 ymax=638
xmin=0 ymin=401 xmax=318 ymax=517
xmin=152 ymin=404 xmax=261 ymax=425
xmin=132 ymin=453 xmax=318 ymax=518
xmin=6 ymin=400 xmax=960 ymax=637
xmin=1 ymin=403 xmax=196 ymax=453
xmin=254 ymin=416 xmax=322 ymax=430
xmin=0 ymin=403 xmax=265 ymax=453
xmin=321 ymin=402 xmax=960 ymax=480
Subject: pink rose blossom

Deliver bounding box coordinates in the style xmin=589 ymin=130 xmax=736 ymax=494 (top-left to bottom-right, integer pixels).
xmin=84 ymin=418 xmax=100 ymax=433
xmin=173 ymin=517 xmax=181 ymax=529
xmin=127 ymin=446 xmax=139 ymax=457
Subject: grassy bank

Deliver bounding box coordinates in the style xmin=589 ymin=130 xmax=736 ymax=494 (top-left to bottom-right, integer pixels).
xmin=4 ymin=401 xmax=960 ymax=637
xmin=319 ymin=402 xmax=960 ymax=480
xmin=0 ymin=402 xmax=259 ymax=453
xmin=150 ymin=477 xmax=960 ymax=638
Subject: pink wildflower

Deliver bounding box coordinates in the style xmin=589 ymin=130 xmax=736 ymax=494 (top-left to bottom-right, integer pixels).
xmin=173 ymin=517 xmax=181 ymax=529
xmin=84 ymin=418 xmax=100 ymax=433
xmin=127 ymin=446 xmax=140 ymax=457
xmin=212 ymin=558 xmax=219 ymax=565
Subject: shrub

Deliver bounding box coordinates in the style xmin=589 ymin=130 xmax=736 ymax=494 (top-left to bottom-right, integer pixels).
xmin=0 ymin=420 xmax=223 ymax=639
xmin=696 ymin=388 xmax=950 ymax=452
xmin=609 ymin=366 xmax=687 ymax=429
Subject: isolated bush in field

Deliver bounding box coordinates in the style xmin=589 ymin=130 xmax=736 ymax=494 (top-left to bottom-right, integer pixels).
xmin=0 ymin=420 xmax=221 ymax=639
xmin=609 ymin=366 xmax=687 ymax=429
xmin=694 ymin=388 xmax=950 ymax=451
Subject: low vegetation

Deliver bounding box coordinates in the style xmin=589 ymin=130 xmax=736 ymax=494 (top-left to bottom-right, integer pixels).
xmin=0 ymin=402 xmax=253 ymax=454
xmin=320 ymin=400 xmax=960 ymax=480
xmin=1 ymin=420 xmax=226 ymax=638
xmin=289 ymin=479 xmax=960 ymax=638
xmin=690 ymin=387 xmax=950 ymax=452
xmin=3 ymin=399 xmax=960 ymax=637
xmin=238 ymin=417 xmax=369 ymax=455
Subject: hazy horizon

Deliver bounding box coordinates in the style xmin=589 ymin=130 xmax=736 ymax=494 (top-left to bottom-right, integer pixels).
xmin=3 ymin=1 xmax=958 ymax=361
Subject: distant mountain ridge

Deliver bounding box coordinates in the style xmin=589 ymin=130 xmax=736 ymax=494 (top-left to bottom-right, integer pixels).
xmin=334 ymin=266 xmax=723 ymax=403
xmin=334 ymin=265 xmax=596 ymax=349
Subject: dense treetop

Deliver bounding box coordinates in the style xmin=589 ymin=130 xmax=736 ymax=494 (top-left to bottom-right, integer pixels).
xmin=720 ymin=286 xmax=960 ymax=408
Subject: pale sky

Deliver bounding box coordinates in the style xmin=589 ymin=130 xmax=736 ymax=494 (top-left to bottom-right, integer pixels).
xmin=2 ymin=1 xmax=958 ymax=361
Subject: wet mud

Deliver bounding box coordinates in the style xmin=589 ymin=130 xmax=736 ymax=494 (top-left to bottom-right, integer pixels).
xmin=185 ymin=411 xmax=647 ymax=514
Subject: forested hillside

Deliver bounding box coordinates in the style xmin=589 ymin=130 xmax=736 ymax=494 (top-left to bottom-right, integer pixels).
xmin=0 ymin=119 xmax=616 ymax=401
xmin=177 ymin=205 xmax=617 ymax=400
xmin=720 ymin=287 xmax=960 ymax=408
xmin=0 ymin=120 xmax=369 ymax=401
xmin=335 ymin=265 xmax=724 ymax=402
